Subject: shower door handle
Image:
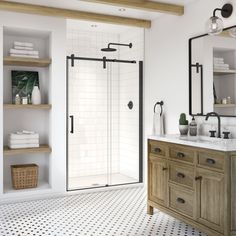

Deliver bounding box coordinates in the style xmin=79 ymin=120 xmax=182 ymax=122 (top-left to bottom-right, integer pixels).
xmin=69 ymin=115 xmax=74 ymax=134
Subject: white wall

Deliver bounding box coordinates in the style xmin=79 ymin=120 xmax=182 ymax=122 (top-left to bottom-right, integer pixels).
xmin=145 ymin=0 xmax=236 ymax=135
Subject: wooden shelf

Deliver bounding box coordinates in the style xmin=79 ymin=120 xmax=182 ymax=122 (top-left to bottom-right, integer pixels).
xmin=214 ymin=104 xmax=236 ymax=108
xmin=3 ymin=56 xmax=51 ymax=67
xmin=214 ymin=69 xmax=236 ymax=75
xmin=4 ymin=181 xmax=51 ymax=195
xmin=4 ymin=104 xmax=52 ymax=109
xmin=4 ymin=145 xmax=51 ymax=156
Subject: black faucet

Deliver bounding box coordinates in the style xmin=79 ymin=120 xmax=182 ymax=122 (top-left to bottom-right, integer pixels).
xmin=205 ymin=112 xmax=221 ymax=138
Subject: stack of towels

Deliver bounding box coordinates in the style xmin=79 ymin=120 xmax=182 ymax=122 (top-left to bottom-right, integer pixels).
xmin=214 ymin=57 xmax=229 ymax=70
xmin=8 ymin=131 xmax=40 ymax=149
xmin=9 ymin=41 xmax=39 ymax=58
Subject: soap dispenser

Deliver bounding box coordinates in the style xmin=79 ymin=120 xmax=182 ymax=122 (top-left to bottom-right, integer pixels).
xmin=189 ymin=116 xmax=197 ymax=136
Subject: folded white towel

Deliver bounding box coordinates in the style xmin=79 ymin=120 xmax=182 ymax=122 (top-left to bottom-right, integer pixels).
xmin=213 ymin=60 xmax=224 ymax=64
xmin=10 ymin=49 xmax=39 ymax=55
xmin=8 ymin=143 xmax=40 ymax=149
xmin=8 ymin=139 xmax=39 ymax=145
xmin=14 ymin=41 xmax=34 ymax=48
xmin=214 ymin=57 xmax=224 ymax=61
xmin=10 ymin=54 xmax=39 ymax=59
xmin=14 ymin=46 xmax=34 ymax=51
xmin=214 ymin=63 xmax=229 ymax=67
xmin=152 ymin=113 xmax=164 ymax=136
xmin=9 ymin=133 xmax=39 ymax=140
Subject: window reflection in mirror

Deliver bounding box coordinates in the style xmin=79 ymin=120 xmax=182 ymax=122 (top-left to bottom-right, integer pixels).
xmin=189 ymin=26 xmax=236 ymax=117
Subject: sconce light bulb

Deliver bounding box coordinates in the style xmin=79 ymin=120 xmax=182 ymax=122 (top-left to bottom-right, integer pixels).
xmin=206 ymin=16 xmax=223 ymax=35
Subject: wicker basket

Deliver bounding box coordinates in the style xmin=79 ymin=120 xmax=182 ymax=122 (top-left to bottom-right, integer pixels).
xmin=11 ymin=164 xmax=38 ymax=190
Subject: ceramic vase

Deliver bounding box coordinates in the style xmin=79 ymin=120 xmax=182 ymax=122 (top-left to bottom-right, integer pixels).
xmin=179 ymin=125 xmax=189 ymax=135
xmin=32 ymin=86 xmax=41 ymax=105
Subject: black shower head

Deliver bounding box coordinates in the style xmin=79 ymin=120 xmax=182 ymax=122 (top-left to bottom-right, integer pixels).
xmin=101 ymin=42 xmax=132 ymax=52
xmin=101 ymin=47 xmax=117 ymax=52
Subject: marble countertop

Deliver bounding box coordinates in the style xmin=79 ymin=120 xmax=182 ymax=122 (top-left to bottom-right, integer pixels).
xmin=148 ymin=134 xmax=236 ymax=152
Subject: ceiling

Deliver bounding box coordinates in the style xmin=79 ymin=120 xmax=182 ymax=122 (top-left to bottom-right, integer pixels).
xmin=4 ymin=0 xmax=197 ymax=20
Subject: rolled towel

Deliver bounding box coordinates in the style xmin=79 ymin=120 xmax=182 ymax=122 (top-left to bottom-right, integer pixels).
xmin=10 ymin=49 xmax=39 ymax=55
xmin=10 ymin=54 xmax=39 ymax=59
xmin=8 ymin=143 xmax=40 ymax=149
xmin=14 ymin=41 xmax=34 ymax=48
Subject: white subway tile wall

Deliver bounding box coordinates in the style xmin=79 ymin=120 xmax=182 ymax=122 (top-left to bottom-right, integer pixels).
xmin=67 ymin=26 xmax=144 ymax=188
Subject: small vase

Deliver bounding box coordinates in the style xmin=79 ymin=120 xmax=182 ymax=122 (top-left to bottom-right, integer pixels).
xmin=179 ymin=125 xmax=189 ymax=136
xmin=31 ymin=86 xmax=41 ymax=105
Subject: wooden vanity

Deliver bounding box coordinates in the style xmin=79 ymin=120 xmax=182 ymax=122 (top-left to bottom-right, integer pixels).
xmin=147 ymin=137 xmax=236 ymax=236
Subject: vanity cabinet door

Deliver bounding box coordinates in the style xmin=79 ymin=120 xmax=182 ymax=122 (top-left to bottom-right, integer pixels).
xmin=196 ymin=168 xmax=224 ymax=233
xmin=148 ymin=155 xmax=168 ymax=206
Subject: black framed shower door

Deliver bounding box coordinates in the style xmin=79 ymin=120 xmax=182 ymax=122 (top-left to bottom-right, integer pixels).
xmin=66 ymin=55 xmax=143 ymax=191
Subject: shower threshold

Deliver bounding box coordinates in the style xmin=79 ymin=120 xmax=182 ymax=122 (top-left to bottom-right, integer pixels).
xmin=68 ymin=173 xmax=138 ymax=190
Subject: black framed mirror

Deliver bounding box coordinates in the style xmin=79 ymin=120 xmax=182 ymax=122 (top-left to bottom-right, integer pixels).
xmin=189 ymin=25 xmax=236 ymax=117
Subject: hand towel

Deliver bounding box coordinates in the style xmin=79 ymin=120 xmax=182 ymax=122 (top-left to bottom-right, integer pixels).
xmin=10 ymin=49 xmax=39 ymax=55
xmin=8 ymin=139 xmax=39 ymax=145
xmin=14 ymin=41 xmax=34 ymax=48
xmin=10 ymin=54 xmax=39 ymax=59
xmin=152 ymin=113 xmax=164 ymax=136
xmin=8 ymin=143 xmax=40 ymax=149
xmin=9 ymin=133 xmax=39 ymax=140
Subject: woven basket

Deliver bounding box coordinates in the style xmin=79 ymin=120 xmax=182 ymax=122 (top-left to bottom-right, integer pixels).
xmin=11 ymin=164 xmax=38 ymax=190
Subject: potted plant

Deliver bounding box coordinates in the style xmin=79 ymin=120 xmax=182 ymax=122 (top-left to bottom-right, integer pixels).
xmin=179 ymin=113 xmax=189 ymax=135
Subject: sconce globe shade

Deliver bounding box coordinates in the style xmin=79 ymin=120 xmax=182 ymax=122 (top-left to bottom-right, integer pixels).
xmin=206 ymin=16 xmax=223 ymax=35
xmin=229 ymin=28 xmax=236 ymax=38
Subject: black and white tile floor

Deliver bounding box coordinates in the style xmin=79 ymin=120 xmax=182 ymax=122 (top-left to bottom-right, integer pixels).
xmin=0 ymin=187 xmax=206 ymax=236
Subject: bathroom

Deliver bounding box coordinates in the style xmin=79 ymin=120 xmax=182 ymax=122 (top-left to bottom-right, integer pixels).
xmin=0 ymin=0 xmax=236 ymax=236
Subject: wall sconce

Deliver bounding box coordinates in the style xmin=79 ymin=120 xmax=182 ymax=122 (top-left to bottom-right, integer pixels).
xmin=206 ymin=3 xmax=233 ymax=35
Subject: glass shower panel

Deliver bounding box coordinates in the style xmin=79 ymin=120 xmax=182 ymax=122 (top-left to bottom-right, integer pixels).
xmin=68 ymin=59 xmax=109 ymax=190
xmin=110 ymin=62 xmax=140 ymax=186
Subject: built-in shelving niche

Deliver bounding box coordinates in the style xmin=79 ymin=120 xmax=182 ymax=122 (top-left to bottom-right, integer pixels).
xmin=2 ymin=26 xmax=52 ymax=195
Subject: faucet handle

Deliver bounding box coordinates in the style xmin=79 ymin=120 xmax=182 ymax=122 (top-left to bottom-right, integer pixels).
xmin=209 ymin=130 xmax=216 ymax=138
xmin=223 ymin=131 xmax=230 ymax=139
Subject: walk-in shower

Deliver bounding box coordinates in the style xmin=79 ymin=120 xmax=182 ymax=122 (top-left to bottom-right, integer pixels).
xmin=66 ymin=54 xmax=143 ymax=191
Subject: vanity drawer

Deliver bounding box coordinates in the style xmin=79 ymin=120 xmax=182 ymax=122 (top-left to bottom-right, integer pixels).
xmin=169 ymin=185 xmax=194 ymax=218
xmin=198 ymin=151 xmax=225 ymax=171
xmin=149 ymin=141 xmax=166 ymax=157
xmin=169 ymin=145 xmax=194 ymax=164
xmin=169 ymin=163 xmax=194 ymax=188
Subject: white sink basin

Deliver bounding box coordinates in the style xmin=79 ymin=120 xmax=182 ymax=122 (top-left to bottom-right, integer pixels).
xmin=179 ymin=135 xmax=223 ymax=143
xmin=149 ymin=134 xmax=236 ymax=151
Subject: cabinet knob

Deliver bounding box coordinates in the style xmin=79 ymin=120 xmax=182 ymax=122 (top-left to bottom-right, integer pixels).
xmin=154 ymin=147 xmax=161 ymax=153
xmin=177 ymin=172 xmax=185 ymax=178
xmin=195 ymin=176 xmax=202 ymax=181
xmin=206 ymin=158 xmax=216 ymax=165
xmin=177 ymin=198 xmax=185 ymax=204
xmin=177 ymin=152 xmax=185 ymax=158
xmin=162 ymin=167 xmax=168 ymax=171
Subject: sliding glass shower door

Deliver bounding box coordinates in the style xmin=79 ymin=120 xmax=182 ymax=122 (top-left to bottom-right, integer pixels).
xmin=67 ymin=56 xmax=142 ymax=190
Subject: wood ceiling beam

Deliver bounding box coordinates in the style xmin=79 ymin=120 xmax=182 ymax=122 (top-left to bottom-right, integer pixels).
xmin=0 ymin=1 xmax=151 ymax=28
xmin=82 ymin=0 xmax=184 ymax=16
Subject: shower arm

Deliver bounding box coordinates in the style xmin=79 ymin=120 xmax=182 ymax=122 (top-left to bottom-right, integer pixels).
xmin=108 ymin=43 xmax=132 ymax=48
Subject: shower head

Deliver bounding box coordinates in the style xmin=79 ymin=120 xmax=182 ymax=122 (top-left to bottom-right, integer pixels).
xmin=101 ymin=42 xmax=132 ymax=52
xmin=101 ymin=47 xmax=117 ymax=52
